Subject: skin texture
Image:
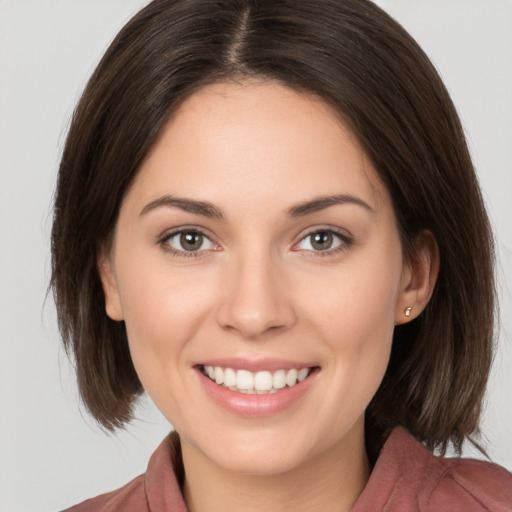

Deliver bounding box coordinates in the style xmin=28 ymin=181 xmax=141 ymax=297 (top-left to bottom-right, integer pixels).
xmin=99 ymin=81 xmax=438 ymax=512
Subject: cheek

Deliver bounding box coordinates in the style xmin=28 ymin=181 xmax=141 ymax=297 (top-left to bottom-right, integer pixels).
xmin=113 ymin=250 xmax=215 ymax=383
xmin=300 ymin=248 xmax=402 ymax=341
xmin=295 ymin=244 xmax=403 ymax=403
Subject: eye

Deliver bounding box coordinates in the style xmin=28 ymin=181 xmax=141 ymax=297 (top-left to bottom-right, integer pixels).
xmin=295 ymin=229 xmax=349 ymax=253
xmin=161 ymin=229 xmax=217 ymax=254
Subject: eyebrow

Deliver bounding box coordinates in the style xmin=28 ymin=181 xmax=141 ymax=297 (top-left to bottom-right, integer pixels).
xmin=286 ymin=194 xmax=374 ymax=218
xmin=139 ymin=196 xmax=224 ymax=219
xmin=139 ymin=193 xmax=374 ymax=219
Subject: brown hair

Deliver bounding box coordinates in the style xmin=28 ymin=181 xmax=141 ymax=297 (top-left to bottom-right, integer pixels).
xmin=51 ymin=0 xmax=495 ymax=459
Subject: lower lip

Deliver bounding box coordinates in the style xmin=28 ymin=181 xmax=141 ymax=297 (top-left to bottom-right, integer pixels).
xmin=196 ymin=367 xmax=318 ymax=417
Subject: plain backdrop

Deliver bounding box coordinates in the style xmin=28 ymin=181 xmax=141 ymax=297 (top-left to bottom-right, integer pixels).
xmin=0 ymin=1 xmax=511 ymax=511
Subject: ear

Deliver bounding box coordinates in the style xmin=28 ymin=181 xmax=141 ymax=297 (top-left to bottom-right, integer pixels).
xmin=97 ymin=246 xmax=124 ymax=321
xmin=395 ymin=230 xmax=439 ymax=325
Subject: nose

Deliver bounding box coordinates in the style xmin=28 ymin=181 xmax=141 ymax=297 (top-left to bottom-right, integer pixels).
xmin=216 ymin=252 xmax=297 ymax=340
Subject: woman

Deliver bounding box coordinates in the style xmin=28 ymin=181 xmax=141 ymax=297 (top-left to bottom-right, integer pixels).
xmin=51 ymin=0 xmax=512 ymax=510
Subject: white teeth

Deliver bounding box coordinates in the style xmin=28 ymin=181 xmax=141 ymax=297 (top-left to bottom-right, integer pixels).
xmin=214 ymin=366 xmax=224 ymax=385
xmin=236 ymin=369 xmax=254 ymax=391
xmin=254 ymin=371 xmax=273 ymax=391
xmin=224 ymin=368 xmax=236 ymax=387
xmin=272 ymin=370 xmax=287 ymax=389
xmin=298 ymin=368 xmax=309 ymax=382
xmin=286 ymin=369 xmax=298 ymax=387
xmin=202 ymin=365 xmax=312 ymax=394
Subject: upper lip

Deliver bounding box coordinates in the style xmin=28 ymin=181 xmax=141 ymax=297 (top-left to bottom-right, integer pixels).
xmin=195 ymin=358 xmax=317 ymax=372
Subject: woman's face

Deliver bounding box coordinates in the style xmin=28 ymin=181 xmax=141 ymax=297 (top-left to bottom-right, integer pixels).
xmin=100 ymin=81 xmax=419 ymax=475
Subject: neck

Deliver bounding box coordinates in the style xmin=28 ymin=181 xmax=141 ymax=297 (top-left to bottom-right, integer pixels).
xmin=181 ymin=426 xmax=371 ymax=512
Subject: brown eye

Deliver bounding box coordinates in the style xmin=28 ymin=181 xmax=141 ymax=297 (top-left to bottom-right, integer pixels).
xmin=310 ymin=231 xmax=334 ymax=251
xmin=163 ymin=229 xmax=216 ymax=254
xmin=180 ymin=231 xmax=204 ymax=251
xmin=295 ymin=229 xmax=348 ymax=253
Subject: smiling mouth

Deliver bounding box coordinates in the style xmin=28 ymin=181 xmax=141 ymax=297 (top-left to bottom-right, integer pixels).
xmin=201 ymin=365 xmax=316 ymax=394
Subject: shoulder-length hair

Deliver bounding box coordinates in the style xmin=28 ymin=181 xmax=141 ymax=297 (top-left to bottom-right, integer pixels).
xmin=51 ymin=0 xmax=495 ymax=460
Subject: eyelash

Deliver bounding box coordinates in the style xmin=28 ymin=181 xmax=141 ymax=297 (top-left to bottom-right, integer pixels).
xmin=293 ymin=228 xmax=353 ymax=257
xmin=158 ymin=228 xmax=217 ymax=259
xmin=158 ymin=227 xmax=353 ymax=259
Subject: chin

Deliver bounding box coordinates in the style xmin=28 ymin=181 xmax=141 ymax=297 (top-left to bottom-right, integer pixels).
xmin=191 ymin=426 xmax=319 ymax=476
xmin=213 ymin=446 xmax=310 ymax=476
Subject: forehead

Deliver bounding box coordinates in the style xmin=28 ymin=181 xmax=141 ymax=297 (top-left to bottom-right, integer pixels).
xmin=130 ymin=81 xmax=389 ymax=215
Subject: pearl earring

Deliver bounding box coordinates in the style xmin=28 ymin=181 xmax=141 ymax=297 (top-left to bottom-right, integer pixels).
xmin=405 ymin=306 xmax=412 ymax=317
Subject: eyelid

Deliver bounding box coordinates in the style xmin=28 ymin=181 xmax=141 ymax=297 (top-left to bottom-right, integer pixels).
xmin=291 ymin=226 xmax=354 ymax=255
xmin=158 ymin=226 xmax=220 ymax=257
xmin=156 ymin=224 xmax=353 ymax=258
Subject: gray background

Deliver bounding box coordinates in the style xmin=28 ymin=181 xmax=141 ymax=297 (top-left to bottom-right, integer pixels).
xmin=0 ymin=1 xmax=511 ymax=511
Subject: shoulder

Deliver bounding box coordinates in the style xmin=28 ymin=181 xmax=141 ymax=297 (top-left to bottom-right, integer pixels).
xmin=392 ymin=427 xmax=512 ymax=512
xmin=62 ymin=474 xmax=148 ymax=512
xmin=61 ymin=431 xmax=186 ymax=512
xmin=354 ymin=427 xmax=512 ymax=512
xmin=425 ymin=455 xmax=512 ymax=511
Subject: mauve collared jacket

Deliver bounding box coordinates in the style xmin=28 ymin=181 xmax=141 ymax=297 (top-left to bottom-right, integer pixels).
xmin=63 ymin=427 xmax=512 ymax=511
